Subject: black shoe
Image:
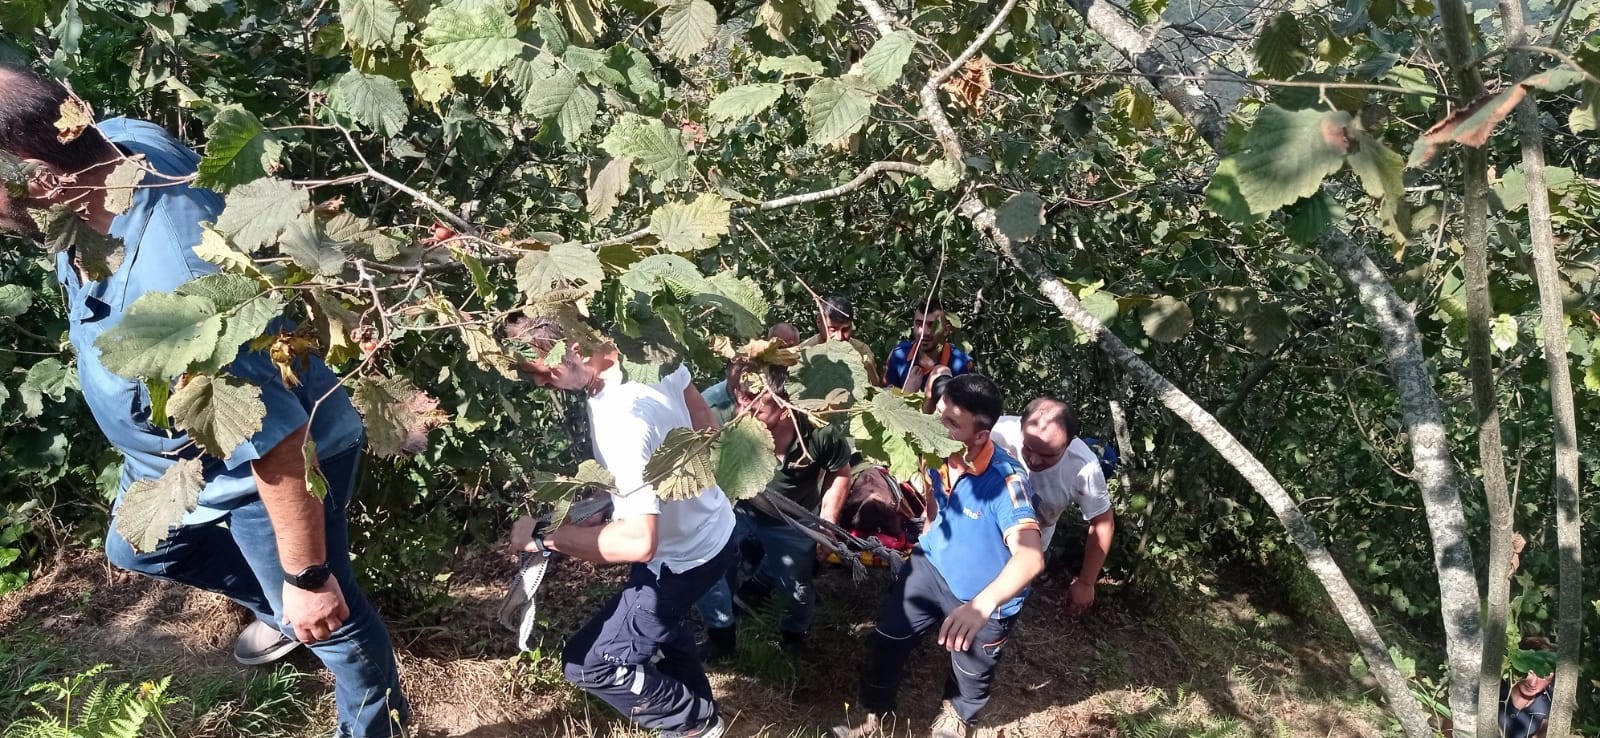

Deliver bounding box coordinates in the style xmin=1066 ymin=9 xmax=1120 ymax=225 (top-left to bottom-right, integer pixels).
xmin=780 ymin=630 xmax=808 ymax=657
xmin=700 ymin=626 xmax=737 ymax=662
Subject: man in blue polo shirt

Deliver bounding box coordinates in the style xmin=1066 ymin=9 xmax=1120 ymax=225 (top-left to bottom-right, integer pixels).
xmin=0 ymin=64 xmax=406 ymax=738
xmin=883 ymin=297 xmax=975 ymax=393
xmin=833 ymin=375 xmax=1045 ymax=738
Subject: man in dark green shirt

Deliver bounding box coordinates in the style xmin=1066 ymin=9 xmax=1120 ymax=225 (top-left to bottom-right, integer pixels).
xmin=696 ymin=361 xmax=853 ymax=657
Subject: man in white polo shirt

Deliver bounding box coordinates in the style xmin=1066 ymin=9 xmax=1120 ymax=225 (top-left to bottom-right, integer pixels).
xmin=504 ymin=312 xmax=735 ymax=738
xmin=989 ymin=397 xmax=1116 ymax=615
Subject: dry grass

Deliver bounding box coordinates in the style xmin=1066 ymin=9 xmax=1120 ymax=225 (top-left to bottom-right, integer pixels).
xmin=0 ymin=548 xmax=1394 ymax=738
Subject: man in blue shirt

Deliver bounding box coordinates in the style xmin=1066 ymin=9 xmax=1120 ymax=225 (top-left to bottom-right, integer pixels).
xmin=0 ymin=64 xmax=406 ymax=738
xmin=834 ymin=375 xmax=1045 ymax=738
xmin=883 ymin=297 xmax=975 ymax=392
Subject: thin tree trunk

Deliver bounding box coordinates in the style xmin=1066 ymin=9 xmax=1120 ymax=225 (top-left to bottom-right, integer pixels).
xmin=1497 ymin=4 xmax=1584 ymax=734
xmin=1069 ymin=5 xmax=1487 ymax=724
xmin=969 ymin=201 xmax=1435 ymax=738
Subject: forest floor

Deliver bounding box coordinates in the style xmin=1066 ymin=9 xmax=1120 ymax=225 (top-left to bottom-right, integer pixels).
xmin=0 ymin=547 xmax=1398 ymax=738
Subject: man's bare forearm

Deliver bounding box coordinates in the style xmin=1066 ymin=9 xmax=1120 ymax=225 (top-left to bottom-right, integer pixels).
xmin=545 ymin=515 xmax=658 ymax=564
xmin=683 ymin=385 xmax=720 ymax=431
xmin=818 ymin=469 xmax=851 ymax=525
xmin=1079 ymin=511 xmax=1115 ymax=583
xmin=251 ymin=425 xmax=325 ymax=572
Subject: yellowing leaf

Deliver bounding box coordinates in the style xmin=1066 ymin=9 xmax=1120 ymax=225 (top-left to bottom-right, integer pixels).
xmin=115 ymin=458 xmax=204 ymax=552
xmin=586 ymin=157 xmax=633 ymax=221
xmin=169 ymin=374 xmax=266 ymax=459
xmin=352 ymin=375 xmax=449 ymax=457
xmin=643 ymin=426 xmax=719 ymax=500
xmin=649 ymin=194 xmax=731 ymax=251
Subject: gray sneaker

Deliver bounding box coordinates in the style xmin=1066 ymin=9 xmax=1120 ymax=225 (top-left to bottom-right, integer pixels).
xmin=661 ymin=714 xmax=726 ymax=738
xmin=233 ymin=618 xmax=301 ymax=666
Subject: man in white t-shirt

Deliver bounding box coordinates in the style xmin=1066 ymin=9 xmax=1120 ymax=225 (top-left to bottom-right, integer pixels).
xmin=989 ymin=398 xmax=1116 ymax=616
xmin=504 ymin=312 xmax=736 ymax=738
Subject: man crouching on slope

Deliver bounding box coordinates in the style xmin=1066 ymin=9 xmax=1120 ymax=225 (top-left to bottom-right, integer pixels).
xmin=504 ymin=312 xmax=735 ymax=738
xmin=833 ymin=374 xmax=1046 ymax=738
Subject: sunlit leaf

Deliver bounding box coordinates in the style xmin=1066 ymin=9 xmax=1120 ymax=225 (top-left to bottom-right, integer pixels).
xmin=713 ymin=415 xmax=777 ymax=501
xmin=643 ymin=426 xmax=718 ymax=501
xmin=649 ymin=193 xmax=731 ymax=251
xmin=804 ymin=76 xmax=874 ymax=146
xmin=602 ymin=113 xmax=691 ymax=183
xmin=169 ymin=374 xmax=266 ymax=458
xmin=214 ymin=178 xmax=310 ymax=252
xmin=859 ymin=31 xmax=914 ymax=89
xmin=340 ymin=0 xmax=408 ymax=49
xmin=196 ymin=105 xmax=283 ymax=192
xmin=352 ymin=375 xmax=450 ymax=457
xmin=586 ymin=157 xmax=633 ymax=221
xmin=658 ymin=0 xmax=717 ymax=61
xmin=707 ymin=83 xmax=785 ymax=121
xmin=331 ymin=70 xmax=409 ymax=137
xmin=95 ymin=293 xmax=223 ymax=380
xmin=114 ymin=458 xmax=204 ymax=552
xmin=515 ymin=243 xmax=605 ymax=299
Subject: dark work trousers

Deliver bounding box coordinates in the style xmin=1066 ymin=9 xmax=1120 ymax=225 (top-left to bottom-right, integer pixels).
xmin=859 ymin=551 xmax=1017 ymax=725
xmin=562 ymin=537 xmax=737 ymax=733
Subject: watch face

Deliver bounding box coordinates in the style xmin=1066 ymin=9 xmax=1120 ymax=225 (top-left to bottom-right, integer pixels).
xmin=290 ymin=565 xmax=332 ymax=589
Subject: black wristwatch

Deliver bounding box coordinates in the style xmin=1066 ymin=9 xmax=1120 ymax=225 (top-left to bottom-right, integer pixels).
xmin=284 ymin=563 xmax=332 ymax=590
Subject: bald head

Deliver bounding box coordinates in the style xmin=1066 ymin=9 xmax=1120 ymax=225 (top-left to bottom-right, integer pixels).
xmin=1017 ymin=397 xmax=1078 ymax=472
xmin=769 ymin=322 xmax=800 ymax=348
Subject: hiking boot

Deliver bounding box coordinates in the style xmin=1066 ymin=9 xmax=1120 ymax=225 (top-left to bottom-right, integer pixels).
xmin=699 ymin=626 xmax=737 ymax=663
xmin=661 ymin=714 xmax=726 ymax=738
xmin=929 ymin=703 xmax=970 ymax=738
xmin=831 ymin=712 xmax=884 ymax=738
xmin=233 ymin=618 xmax=300 ymax=666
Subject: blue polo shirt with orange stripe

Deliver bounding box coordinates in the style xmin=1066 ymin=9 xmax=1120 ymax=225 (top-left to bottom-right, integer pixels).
xmin=919 ymin=441 xmax=1040 ymax=618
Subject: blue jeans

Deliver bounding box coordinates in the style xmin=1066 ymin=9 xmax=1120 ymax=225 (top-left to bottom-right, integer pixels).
xmin=105 ymin=449 xmax=408 ymax=738
xmin=562 ymin=537 xmax=737 ymax=733
xmin=695 ymin=508 xmax=819 ymax=634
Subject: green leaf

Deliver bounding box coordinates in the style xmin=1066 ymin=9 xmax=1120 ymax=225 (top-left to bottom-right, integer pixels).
xmin=533 ymin=6 xmax=569 ymax=54
xmin=352 ymin=375 xmax=448 ymax=456
xmin=564 ymin=45 xmax=625 ymax=88
xmin=1113 ymin=86 xmax=1156 ymax=129
xmin=420 ymin=0 xmax=521 ymax=77
xmin=169 ymin=375 xmax=266 ymax=459
xmin=926 ymin=159 xmax=961 ymax=191
xmin=1255 ymin=12 xmax=1306 ymax=79
xmin=280 ymin=213 xmax=348 ymax=277
xmin=515 ymin=243 xmax=605 ymax=299
xmin=0 ymin=285 xmax=32 ymax=319
xmin=659 ymin=0 xmax=717 ymax=61
xmin=586 ymin=157 xmax=633 ymax=221
xmin=713 ymin=415 xmax=778 ymax=501
xmin=649 ymin=193 xmax=731 ymax=251
xmin=196 ymin=106 xmax=283 ymax=192
xmin=601 ymin=113 xmax=691 ymax=183
xmin=1242 ymin=305 xmax=1291 ymax=355
xmin=214 ymin=178 xmax=310 ymax=252
xmin=643 ymin=426 xmax=719 ymax=501
xmin=696 ymin=272 xmax=770 ymax=338
xmin=175 ymin=273 xmax=262 ymax=311
xmin=32 ymin=205 xmax=125 ymax=280
xmin=804 ymin=77 xmax=873 ymax=146
xmin=867 ymin=390 xmax=963 ymax=458
xmin=1077 ymin=286 xmax=1121 ymax=324
xmin=1139 ymin=296 xmax=1193 ymax=343
xmin=759 ymin=55 xmax=824 ymax=77
xmin=1226 ymin=106 xmax=1351 ymax=218
xmin=790 ymin=340 xmax=869 ymax=402
xmin=995 ymin=191 xmax=1045 ymax=242
xmin=114 ymin=458 xmax=204 ymax=552
xmin=331 ymin=70 xmax=408 ymax=137
xmin=95 ymin=293 xmax=223 ymax=380
xmin=202 ymin=293 xmax=287 ymax=372
xmin=707 ymin=83 xmax=785 ymax=121
xmin=523 ymin=69 xmax=597 ymax=141
xmin=23 ymin=357 xmax=72 ymax=403
xmin=1283 ymin=191 xmax=1343 ymax=245
xmin=859 ymin=31 xmax=914 ymax=89
xmin=1491 ymin=314 xmax=1519 ymax=353
xmin=1203 ymin=158 xmax=1257 ymax=224
xmin=619 ymin=253 xmax=706 ymax=295
xmin=1347 ymin=130 xmax=1407 ymax=241
xmin=340 ymin=0 xmax=408 ymax=49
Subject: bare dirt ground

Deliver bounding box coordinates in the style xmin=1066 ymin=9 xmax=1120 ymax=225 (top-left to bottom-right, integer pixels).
xmin=0 ymin=548 xmax=1393 ymax=738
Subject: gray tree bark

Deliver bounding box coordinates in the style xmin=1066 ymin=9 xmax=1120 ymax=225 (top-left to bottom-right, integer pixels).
xmin=1497 ymin=3 xmax=1584 ymax=734
xmin=1070 ymin=4 xmax=1486 ymax=730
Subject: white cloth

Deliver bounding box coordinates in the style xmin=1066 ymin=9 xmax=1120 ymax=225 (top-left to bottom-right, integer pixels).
xmin=991 ymin=415 xmax=1112 ymax=549
xmin=588 ymin=363 xmax=736 ymax=573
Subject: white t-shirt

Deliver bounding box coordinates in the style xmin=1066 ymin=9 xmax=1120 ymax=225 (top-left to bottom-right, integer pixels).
xmin=990 ymin=415 xmax=1113 ymax=549
xmin=588 ymin=363 xmax=736 ymax=573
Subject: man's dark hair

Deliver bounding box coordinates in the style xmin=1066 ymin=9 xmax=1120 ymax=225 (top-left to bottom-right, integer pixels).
xmin=0 ymin=63 xmax=115 ymax=174
xmin=822 ymin=295 xmax=853 ymax=324
xmin=1023 ymin=397 xmax=1081 ymax=439
xmin=913 ymin=296 xmax=945 ymax=316
xmin=943 ymin=374 xmax=1002 ymax=431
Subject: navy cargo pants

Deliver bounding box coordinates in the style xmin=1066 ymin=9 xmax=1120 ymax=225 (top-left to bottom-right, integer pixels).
xmin=858 ymin=551 xmax=1018 ymax=724
xmin=562 ymin=538 xmax=737 ymax=733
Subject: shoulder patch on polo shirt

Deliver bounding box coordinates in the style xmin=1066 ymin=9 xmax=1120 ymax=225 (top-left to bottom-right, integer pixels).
xmin=1005 ymin=474 xmax=1030 ymax=508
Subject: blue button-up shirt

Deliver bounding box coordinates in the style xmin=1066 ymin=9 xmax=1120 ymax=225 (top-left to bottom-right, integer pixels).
xmin=59 ymin=118 xmax=364 ymax=525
